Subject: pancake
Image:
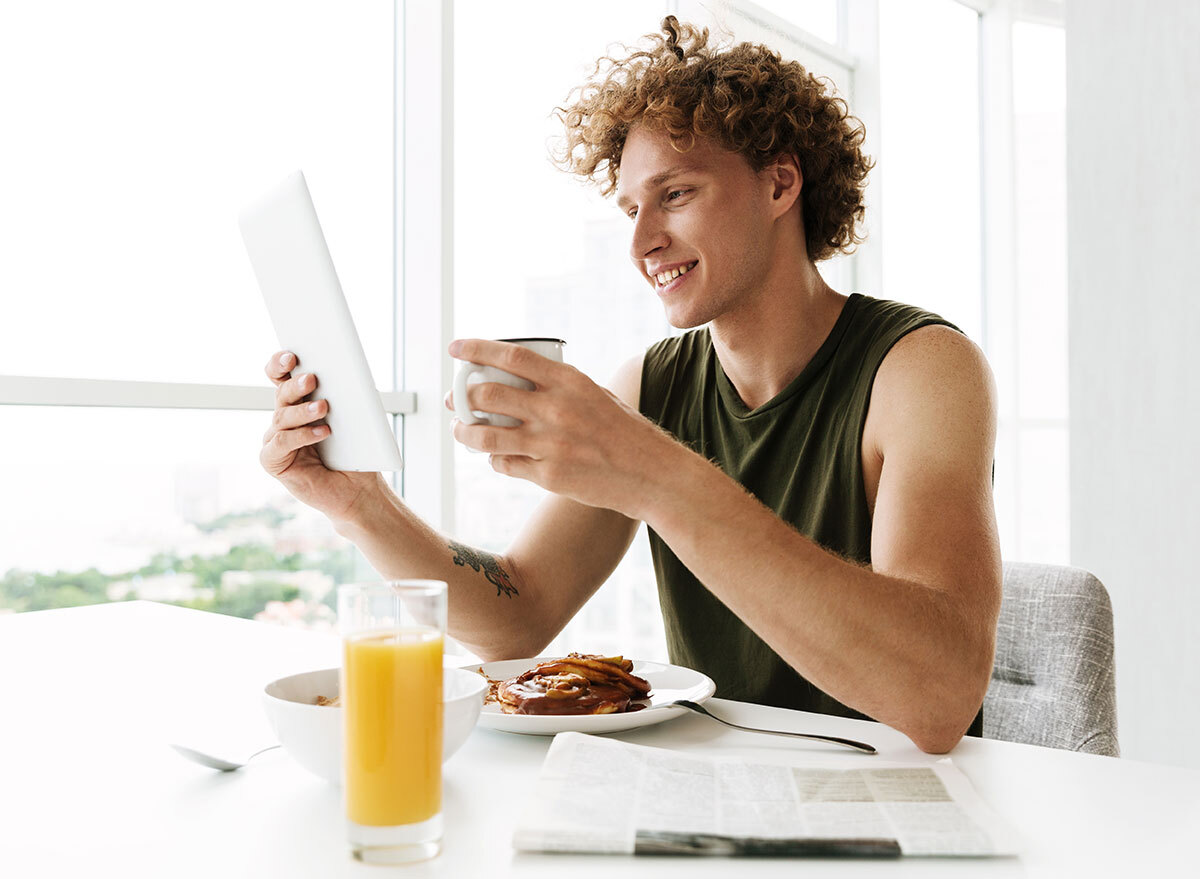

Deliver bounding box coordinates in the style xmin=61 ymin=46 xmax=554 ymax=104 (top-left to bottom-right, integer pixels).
xmin=485 ymin=654 xmax=652 ymax=715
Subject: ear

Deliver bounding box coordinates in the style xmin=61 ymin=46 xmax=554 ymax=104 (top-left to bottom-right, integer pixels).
xmin=764 ymin=153 xmax=803 ymax=219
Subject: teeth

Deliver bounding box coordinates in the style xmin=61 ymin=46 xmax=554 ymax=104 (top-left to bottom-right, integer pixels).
xmin=655 ymin=262 xmax=696 ymax=286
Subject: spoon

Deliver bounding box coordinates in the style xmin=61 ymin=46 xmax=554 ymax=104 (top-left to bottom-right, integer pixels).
xmin=170 ymin=743 xmax=282 ymax=772
xmin=670 ymin=700 xmax=877 ymax=755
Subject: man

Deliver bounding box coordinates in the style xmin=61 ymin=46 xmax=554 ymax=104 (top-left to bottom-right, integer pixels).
xmin=261 ymin=17 xmax=1000 ymax=754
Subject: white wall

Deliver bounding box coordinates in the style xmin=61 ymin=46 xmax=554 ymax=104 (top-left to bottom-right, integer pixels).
xmin=1066 ymin=0 xmax=1200 ymax=768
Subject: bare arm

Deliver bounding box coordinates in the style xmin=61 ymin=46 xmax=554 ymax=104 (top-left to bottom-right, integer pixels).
xmin=631 ymin=327 xmax=1001 ymax=752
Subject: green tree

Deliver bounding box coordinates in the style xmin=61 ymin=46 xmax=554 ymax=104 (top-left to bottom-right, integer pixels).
xmin=181 ymin=580 xmax=301 ymax=619
xmin=2 ymin=532 xmax=357 ymax=621
xmin=0 ymin=567 xmax=111 ymax=612
xmin=191 ymin=506 xmax=295 ymax=534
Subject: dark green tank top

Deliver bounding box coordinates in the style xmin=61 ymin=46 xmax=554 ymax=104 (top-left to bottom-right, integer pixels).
xmin=639 ymin=293 xmax=983 ymax=737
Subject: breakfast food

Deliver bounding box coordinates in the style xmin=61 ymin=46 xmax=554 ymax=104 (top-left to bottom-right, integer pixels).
xmin=314 ymin=694 xmax=339 ymax=707
xmin=484 ymin=653 xmax=652 ymax=715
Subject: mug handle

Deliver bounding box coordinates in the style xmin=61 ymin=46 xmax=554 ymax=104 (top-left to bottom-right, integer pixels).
xmin=453 ymin=362 xmax=488 ymax=425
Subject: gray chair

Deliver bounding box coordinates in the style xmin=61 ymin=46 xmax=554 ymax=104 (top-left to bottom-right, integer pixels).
xmin=983 ymin=562 xmax=1119 ymax=756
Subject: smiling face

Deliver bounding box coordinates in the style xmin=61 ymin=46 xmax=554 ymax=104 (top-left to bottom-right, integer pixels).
xmin=615 ymin=125 xmax=783 ymax=329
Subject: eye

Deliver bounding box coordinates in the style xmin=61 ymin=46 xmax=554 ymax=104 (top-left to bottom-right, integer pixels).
xmin=665 ymin=188 xmax=694 ymax=205
xmin=626 ymin=207 xmax=638 ymax=220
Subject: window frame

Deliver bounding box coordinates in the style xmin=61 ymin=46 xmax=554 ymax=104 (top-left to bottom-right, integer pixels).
xmin=971 ymin=0 xmax=1068 ymax=560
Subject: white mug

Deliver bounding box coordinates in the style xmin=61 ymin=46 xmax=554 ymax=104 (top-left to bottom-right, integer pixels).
xmin=453 ymin=337 xmax=565 ymax=427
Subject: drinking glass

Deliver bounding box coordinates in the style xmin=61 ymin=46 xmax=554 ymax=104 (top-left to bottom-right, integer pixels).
xmin=338 ymin=580 xmax=447 ymax=864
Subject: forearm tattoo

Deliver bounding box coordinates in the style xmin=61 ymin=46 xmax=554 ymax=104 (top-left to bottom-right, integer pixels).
xmin=448 ymin=540 xmax=519 ymax=598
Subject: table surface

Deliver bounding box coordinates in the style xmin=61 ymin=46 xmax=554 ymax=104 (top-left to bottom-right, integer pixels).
xmin=1 ymin=601 xmax=1196 ymax=878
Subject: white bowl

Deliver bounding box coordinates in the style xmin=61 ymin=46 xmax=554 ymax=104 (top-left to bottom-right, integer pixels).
xmin=262 ymin=665 xmax=487 ymax=784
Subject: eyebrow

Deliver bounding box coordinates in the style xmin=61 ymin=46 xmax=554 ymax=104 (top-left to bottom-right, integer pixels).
xmin=615 ymin=164 xmax=703 ymax=210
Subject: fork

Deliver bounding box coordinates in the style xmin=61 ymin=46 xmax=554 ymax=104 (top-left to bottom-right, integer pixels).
xmin=670 ymin=700 xmax=877 ymax=754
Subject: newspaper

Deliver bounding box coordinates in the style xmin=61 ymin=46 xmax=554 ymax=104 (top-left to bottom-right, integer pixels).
xmin=513 ymin=732 xmax=1019 ymax=858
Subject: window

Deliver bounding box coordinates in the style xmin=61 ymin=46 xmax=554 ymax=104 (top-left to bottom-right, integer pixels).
xmin=878 ymin=0 xmax=983 ymax=339
xmin=0 ymin=1 xmax=398 ymax=622
xmin=0 ymin=406 xmax=362 ymax=625
xmin=0 ymin=0 xmax=394 ymax=385
xmin=749 ymin=0 xmax=840 ymax=45
xmin=1004 ymin=19 xmax=1068 ymax=562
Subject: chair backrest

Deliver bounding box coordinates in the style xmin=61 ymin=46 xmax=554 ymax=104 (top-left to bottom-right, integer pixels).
xmin=984 ymin=562 xmax=1119 ymax=756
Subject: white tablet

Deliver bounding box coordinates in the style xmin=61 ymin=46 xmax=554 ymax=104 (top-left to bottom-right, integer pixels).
xmin=239 ymin=171 xmax=404 ymax=472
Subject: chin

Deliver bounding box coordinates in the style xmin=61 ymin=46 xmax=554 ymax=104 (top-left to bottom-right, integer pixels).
xmin=663 ymin=304 xmax=716 ymax=332
xmin=665 ymin=314 xmax=706 ymax=332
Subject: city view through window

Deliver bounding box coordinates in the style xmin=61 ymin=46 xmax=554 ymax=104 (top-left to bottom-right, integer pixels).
xmin=0 ymin=407 xmax=365 ymax=630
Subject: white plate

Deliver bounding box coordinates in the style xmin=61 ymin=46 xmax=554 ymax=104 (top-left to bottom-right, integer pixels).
xmin=474 ymin=657 xmax=716 ymax=736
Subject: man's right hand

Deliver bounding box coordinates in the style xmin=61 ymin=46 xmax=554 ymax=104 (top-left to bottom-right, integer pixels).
xmin=260 ymin=350 xmax=382 ymax=524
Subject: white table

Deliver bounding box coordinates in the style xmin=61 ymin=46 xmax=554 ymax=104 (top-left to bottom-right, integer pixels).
xmin=1 ymin=601 xmax=1196 ymax=878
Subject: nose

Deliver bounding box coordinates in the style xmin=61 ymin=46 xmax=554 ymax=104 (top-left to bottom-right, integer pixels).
xmin=629 ymin=208 xmax=669 ymax=265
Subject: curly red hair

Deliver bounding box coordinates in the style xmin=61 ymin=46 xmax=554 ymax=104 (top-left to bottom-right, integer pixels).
xmin=555 ymin=16 xmax=873 ymax=262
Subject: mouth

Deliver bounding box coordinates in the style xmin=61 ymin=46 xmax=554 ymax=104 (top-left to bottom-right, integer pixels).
xmin=652 ymin=261 xmax=698 ymax=292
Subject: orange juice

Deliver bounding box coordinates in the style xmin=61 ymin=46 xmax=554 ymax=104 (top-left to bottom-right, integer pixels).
xmin=342 ymin=627 xmax=443 ymax=826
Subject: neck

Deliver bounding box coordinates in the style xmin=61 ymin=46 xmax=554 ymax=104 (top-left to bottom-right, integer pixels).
xmin=708 ymin=255 xmax=847 ymax=411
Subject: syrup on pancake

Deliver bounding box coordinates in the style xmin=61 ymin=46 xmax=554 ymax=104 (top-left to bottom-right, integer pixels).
xmin=479 ymin=653 xmax=651 ymax=715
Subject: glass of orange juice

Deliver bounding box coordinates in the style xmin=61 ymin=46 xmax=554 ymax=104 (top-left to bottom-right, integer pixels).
xmin=337 ymin=580 xmax=446 ymax=865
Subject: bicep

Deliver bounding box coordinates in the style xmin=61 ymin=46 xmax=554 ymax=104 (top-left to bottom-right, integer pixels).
xmin=866 ymin=328 xmax=1002 ymax=618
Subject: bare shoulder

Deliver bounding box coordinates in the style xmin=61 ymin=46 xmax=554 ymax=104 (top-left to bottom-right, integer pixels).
xmin=606 ymin=353 xmax=645 ymax=410
xmin=877 ymin=324 xmax=994 ymax=396
xmin=866 ymin=325 xmax=997 ymax=461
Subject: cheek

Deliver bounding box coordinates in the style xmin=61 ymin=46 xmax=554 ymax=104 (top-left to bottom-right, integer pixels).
xmin=719 ymin=224 xmax=774 ymax=294
xmin=705 ymin=212 xmax=759 ymax=269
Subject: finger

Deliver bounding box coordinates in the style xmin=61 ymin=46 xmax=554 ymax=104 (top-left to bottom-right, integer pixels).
xmin=464 ymin=381 xmax=530 ymax=421
xmin=489 ymin=454 xmax=536 ymax=479
xmin=272 ymin=399 xmax=328 ymax=433
xmin=260 ymin=423 xmax=331 ymax=471
xmin=275 ymin=371 xmax=318 ymax=406
xmin=444 ymin=389 xmax=454 ymax=412
xmin=265 ymin=351 xmax=297 ymax=385
xmin=449 ymin=339 xmax=558 ymax=386
xmin=451 ymin=418 xmax=532 ymax=457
